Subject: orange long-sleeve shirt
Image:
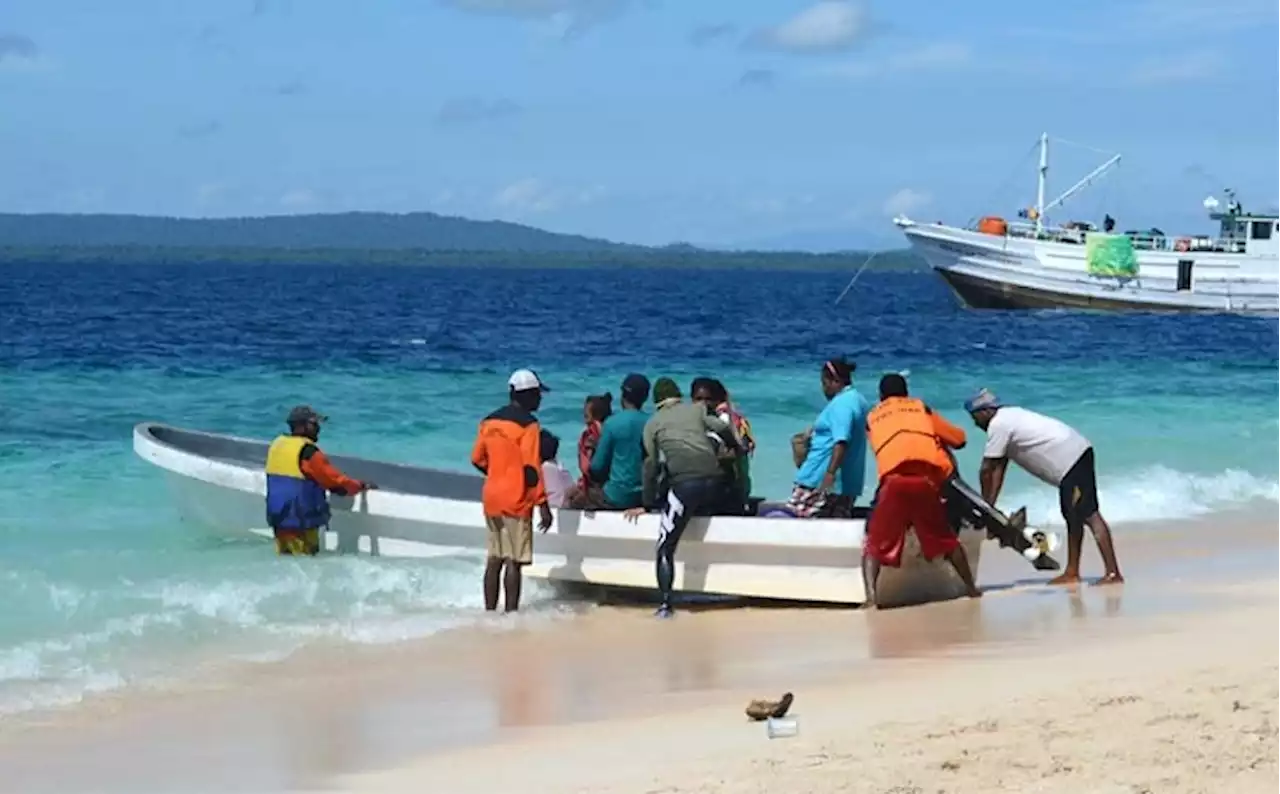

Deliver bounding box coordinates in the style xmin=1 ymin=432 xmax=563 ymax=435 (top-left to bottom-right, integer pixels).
xmin=299 ymin=446 xmax=364 ymax=495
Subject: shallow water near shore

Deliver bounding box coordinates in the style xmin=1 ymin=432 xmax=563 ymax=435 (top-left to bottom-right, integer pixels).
xmin=0 ymin=261 xmax=1276 ymax=715
xmin=0 ymin=513 xmax=1273 ymax=794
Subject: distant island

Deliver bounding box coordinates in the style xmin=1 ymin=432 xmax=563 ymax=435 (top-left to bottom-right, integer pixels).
xmin=0 ymin=211 xmax=926 ymax=271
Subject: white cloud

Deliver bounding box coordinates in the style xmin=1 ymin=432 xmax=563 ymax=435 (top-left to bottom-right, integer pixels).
xmin=441 ymin=0 xmax=633 ymax=38
xmin=492 ymin=178 xmax=605 ymax=214
xmin=748 ymin=1 xmax=872 ymax=55
xmin=823 ymin=42 xmax=971 ymax=79
xmin=882 ymin=188 xmax=931 ymax=217
xmin=196 ymin=183 xmax=227 ymax=206
xmin=1127 ymin=50 xmax=1221 ymax=85
xmin=280 ymin=189 xmax=318 ymax=209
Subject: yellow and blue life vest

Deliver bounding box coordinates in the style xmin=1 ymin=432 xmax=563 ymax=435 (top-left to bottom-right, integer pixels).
xmin=265 ymin=434 xmax=330 ymax=530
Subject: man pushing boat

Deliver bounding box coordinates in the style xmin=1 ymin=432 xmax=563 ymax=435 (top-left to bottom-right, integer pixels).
xmin=862 ymin=374 xmax=982 ymax=608
xmin=964 ymin=388 xmax=1123 ymax=586
xmin=264 ymin=405 xmax=375 ymax=556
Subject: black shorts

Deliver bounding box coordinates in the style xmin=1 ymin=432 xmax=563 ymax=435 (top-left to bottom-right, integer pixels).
xmin=1058 ymin=447 xmax=1099 ymax=527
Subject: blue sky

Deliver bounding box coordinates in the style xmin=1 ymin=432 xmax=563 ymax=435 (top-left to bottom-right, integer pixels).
xmin=1 ymin=0 xmax=1276 ymax=248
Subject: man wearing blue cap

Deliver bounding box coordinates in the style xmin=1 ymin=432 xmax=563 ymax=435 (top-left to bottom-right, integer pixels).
xmin=964 ymin=389 xmax=1124 ymax=586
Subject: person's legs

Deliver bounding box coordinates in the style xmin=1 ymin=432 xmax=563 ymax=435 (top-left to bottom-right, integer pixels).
xmin=1086 ymin=512 xmax=1124 ymax=584
xmin=654 ymin=486 xmax=690 ymax=617
xmin=1049 ymin=448 xmax=1120 ymax=585
xmin=860 ymin=477 xmax=911 ymax=609
xmin=503 ymin=560 xmax=522 ymax=612
xmin=1072 ymin=448 xmax=1123 ymax=584
xmin=785 ymin=485 xmax=827 ymax=518
xmin=483 ymin=557 xmax=503 ymax=611
xmin=909 ymin=479 xmax=981 ymax=599
xmin=483 ymin=516 xmax=506 ymax=611
xmin=502 ymin=516 xmax=534 ymax=612
xmin=273 ymin=528 xmax=318 ymax=556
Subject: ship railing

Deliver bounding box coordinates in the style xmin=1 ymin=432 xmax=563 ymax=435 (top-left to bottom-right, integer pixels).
xmin=979 ymin=220 xmax=1250 ymax=254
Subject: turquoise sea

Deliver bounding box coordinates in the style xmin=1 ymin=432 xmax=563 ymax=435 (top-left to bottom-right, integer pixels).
xmin=1 ymin=261 xmax=1276 ymax=715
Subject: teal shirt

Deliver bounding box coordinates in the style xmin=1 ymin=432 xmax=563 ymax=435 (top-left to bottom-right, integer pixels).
xmin=589 ymin=408 xmax=647 ymax=508
xmin=794 ymin=385 xmax=870 ymax=501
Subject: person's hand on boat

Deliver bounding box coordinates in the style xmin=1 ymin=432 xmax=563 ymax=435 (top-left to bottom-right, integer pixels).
xmin=538 ymin=502 xmax=553 ymax=532
xmin=622 ymin=507 xmax=646 ymax=523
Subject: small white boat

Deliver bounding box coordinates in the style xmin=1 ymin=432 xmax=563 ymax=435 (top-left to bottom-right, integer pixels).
xmin=132 ymin=423 xmax=986 ymax=608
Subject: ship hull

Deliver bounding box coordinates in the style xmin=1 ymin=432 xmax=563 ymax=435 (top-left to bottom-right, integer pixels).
xmin=935 ymin=267 xmax=1256 ymax=313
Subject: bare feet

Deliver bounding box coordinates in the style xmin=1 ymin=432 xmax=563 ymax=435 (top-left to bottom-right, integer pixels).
xmin=1093 ymin=572 xmax=1125 ymax=586
xmin=1047 ymin=573 xmax=1082 ymax=586
xmin=966 ymin=587 xmax=983 ymax=599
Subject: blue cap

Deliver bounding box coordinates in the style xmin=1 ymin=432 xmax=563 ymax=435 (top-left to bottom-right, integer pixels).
xmin=963 ymin=388 xmax=1004 ymax=413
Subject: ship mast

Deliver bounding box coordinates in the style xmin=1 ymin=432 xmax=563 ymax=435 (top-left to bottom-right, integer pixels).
xmin=1035 ymin=132 xmax=1048 ymax=234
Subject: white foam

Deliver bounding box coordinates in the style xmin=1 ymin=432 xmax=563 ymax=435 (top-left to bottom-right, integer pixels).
xmin=1008 ymin=465 xmax=1279 ymax=528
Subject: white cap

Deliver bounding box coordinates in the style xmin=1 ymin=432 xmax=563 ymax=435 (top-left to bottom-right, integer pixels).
xmin=508 ymin=368 xmax=549 ymax=392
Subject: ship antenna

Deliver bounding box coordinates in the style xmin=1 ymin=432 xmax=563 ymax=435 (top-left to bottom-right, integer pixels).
xmin=1035 ymin=132 xmax=1048 ymax=234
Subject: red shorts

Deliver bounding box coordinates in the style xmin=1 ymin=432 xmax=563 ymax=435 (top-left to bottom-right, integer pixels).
xmin=864 ymin=474 xmax=959 ymax=568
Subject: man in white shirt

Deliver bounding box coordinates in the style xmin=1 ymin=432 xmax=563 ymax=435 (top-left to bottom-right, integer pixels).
xmin=964 ymin=389 xmax=1124 ymax=586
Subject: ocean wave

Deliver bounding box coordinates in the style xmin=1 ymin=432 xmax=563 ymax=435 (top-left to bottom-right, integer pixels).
xmin=0 ymin=555 xmax=562 ymax=715
xmin=1006 ymin=465 xmax=1279 ymax=528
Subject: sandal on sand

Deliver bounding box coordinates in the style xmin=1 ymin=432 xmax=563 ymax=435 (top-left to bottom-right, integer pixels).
xmin=745 ymin=692 xmax=794 ymax=721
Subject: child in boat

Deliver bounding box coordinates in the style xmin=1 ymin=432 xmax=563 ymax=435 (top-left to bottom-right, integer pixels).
xmin=571 ymin=393 xmax=613 ymax=502
xmin=709 ymin=378 xmax=755 ymax=499
xmin=691 ymin=378 xmax=755 ymax=512
xmin=540 ymin=430 xmax=574 ymax=509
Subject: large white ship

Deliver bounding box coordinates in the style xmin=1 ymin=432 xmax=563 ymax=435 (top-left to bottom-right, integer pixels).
xmin=893 ymin=134 xmax=1278 ymax=316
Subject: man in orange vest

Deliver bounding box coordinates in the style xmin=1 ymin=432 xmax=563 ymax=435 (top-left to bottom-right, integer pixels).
xmin=863 ymin=373 xmax=981 ymax=608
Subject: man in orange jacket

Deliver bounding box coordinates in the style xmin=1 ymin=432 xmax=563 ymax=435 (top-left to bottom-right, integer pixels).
xmin=470 ymin=369 xmax=555 ymax=613
xmin=862 ymin=374 xmax=981 ymax=608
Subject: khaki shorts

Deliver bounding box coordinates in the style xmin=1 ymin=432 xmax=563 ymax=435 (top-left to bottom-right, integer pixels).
xmin=486 ymin=515 xmax=534 ymax=565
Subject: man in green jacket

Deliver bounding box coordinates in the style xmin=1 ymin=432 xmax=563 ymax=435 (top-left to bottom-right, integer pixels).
xmin=624 ymin=377 xmax=741 ymax=618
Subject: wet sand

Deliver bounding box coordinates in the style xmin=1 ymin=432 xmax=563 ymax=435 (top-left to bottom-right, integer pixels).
xmin=0 ymin=509 xmax=1275 ymax=793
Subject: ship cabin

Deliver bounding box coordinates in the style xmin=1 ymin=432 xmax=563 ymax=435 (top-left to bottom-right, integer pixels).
xmin=1204 ymin=200 xmax=1279 ymax=257
xmin=1025 ymin=192 xmax=1280 ymax=257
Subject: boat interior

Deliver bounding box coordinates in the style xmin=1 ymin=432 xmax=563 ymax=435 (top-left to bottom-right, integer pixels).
xmin=138 ymin=423 xmax=871 ymax=519
xmin=141 ymin=423 xmax=485 ymax=501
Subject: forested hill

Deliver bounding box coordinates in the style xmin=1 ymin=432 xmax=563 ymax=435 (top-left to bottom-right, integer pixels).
xmin=0 ymin=211 xmax=644 ymax=252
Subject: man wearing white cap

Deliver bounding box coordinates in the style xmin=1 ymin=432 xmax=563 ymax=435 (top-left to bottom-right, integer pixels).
xmin=470 ymin=368 xmax=555 ymax=612
xmin=964 ymin=388 xmax=1124 ymax=586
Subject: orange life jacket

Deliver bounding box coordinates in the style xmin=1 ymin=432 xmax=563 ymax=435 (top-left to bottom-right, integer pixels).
xmin=866 ymin=396 xmax=952 ymax=480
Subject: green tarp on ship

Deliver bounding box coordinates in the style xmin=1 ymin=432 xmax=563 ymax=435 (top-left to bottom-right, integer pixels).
xmin=1085 ymin=232 xmax=1139 ymax=277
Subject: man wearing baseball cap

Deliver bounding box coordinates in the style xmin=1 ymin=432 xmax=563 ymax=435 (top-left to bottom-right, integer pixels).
xmin=470 ymin=369 xmax=554 ymax=613
xmin=264 ymin=405 xmax=374 ymax=556
xmin=965 ymin=388 xmax=1123 ymax=586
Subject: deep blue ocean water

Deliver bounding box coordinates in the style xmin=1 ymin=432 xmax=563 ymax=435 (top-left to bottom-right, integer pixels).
xmin=1 ymin=261 xmax=1276 ymax=714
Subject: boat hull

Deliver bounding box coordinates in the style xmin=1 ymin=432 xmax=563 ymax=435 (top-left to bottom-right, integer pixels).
xmin=135 ymin=423 xmax=986 ymax=608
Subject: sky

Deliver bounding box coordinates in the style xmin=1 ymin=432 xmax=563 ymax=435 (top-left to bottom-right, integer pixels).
xmin=1 ymin=0 xmax=1277 ymax=249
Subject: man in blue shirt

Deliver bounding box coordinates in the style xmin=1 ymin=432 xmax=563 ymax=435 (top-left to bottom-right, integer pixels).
xmin=787 ymin=358 xmax=870 ymax=518
xmin=586 ymin=373 xmax=650 ymax=509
